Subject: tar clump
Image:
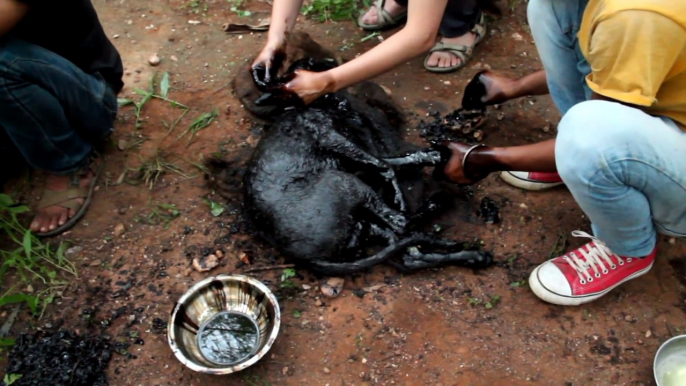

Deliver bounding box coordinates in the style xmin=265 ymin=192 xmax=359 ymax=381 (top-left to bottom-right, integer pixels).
xmin=3 ymin=329 xmax=113 ymax=386
xmin=477 ymin=197 xmax=501 ymax=224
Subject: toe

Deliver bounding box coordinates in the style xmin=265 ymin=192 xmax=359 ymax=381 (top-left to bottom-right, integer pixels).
xmin=58 ymin=209 xmax=69 ymax=226
xmin=426 ymin=53 xmax=438 ymax=67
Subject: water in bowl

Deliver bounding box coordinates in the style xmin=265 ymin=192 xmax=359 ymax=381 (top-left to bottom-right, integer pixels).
xmin=197 ymin=311 xmax=260 ymax=366
xmin=658 ymin=352 xmax=686 ymax=386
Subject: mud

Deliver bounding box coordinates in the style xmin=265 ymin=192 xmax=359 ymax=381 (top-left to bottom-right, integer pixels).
xmin=477 ymin=196 xmax=501 ymax=224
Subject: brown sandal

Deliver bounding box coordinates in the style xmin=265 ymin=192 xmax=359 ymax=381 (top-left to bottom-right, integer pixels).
xmin=35 ymin=152 xmax=104 ymax=237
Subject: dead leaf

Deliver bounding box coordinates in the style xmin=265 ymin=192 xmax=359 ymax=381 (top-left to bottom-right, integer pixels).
xmin=320 ymin=277 xmax=345 ymax=298
xmin=363 ymin=284 xmax=387 ymax=292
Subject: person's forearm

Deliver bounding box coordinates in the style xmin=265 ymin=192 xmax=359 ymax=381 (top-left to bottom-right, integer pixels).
xmin=0 ymin=0 xmax=29 ymax=37
xmin=467 ymin=139 xmax=557 ymax=174
xmin=326 ymin=0 xmax=446 ymax=92
xmin=266 ymin=0 xmax=304 ymax=46
xmin=509 ymin=70 xmax=548 ymax=98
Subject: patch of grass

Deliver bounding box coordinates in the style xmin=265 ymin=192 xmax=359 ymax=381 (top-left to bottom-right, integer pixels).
xmin=131 ymin=151 xmax=190 ymax=190
xmin=509 ymin=280 xmax=528 ymax=288
xmin=280 ymin=268 xmax=298 ymax=289
xmin=186 ymin=0 xmax=209 ymax=13
xmin=135 ymin=202 xmax=181 ymax=228
xmin=0 ymin=194 xmax=77 ymax=322
xmin=468 ymin=295 xmax=501 ymax=309
xmin=301 ymin=0 xmax=370 ymax=22
xmin=178 ymin=109 xmax=219 ymax=146
xmin=292 ymin=310 xmax=302 ymax=318
xmin=3 ymin=374 xmax=22 ymax=385
xmin=228 ymin=0 xmax=251 ymax=17
xmin=117 ymin=72 xmax=189 ymax=132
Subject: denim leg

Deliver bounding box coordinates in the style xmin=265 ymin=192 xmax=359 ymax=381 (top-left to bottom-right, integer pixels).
xmin=527 ymin=0 xmax=591 ymax=115
xmin=394 ymin=0 xmax=480 ymax=38
xmin=556 ymin=101 xmax=686 ymax=257
xmin=0 ymin=37 xmax=118 ymax=175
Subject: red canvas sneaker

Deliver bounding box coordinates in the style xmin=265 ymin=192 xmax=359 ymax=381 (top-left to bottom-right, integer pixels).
xmin=529 ymin=231 xmax=656 ymax=306
xmin=500 ymin=171 xmax=564 ymax=191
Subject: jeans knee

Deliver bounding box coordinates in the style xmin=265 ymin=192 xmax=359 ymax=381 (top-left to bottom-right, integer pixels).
xmin=555 ymin=101 xmax=623 ymax=181
xmin=527 ymin=0 xmax=554 ymax=30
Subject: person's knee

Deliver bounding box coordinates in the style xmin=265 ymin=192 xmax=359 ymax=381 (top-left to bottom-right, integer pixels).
xmin=555 ymin=100 xmax=629 ymax=182
xmin=527 ymin=0 xmax=554 ymax=30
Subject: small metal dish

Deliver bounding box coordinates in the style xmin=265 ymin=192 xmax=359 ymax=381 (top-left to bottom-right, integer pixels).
xmin=168 ymin=274 xmax=280 ymax=375
xmin=654 ymin=334 xmax=686 ymax=386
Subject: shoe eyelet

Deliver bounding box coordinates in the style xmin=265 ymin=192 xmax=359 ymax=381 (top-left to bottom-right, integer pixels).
xmin=602 ymin=270 xmax=608 ymax=274
xmin=580 ymin=280 xmax=586 ymax=285
xmin=627 ymin=258 xmax=633 ymax=263
xmin=588 ymin=277 xmax=594 ymax=282
xmin=595 ymin=273 xmax=601 ymax=278
xmin=611 ymin=265 xmax=617 ymax=269
xmin=619 ymin=261 xmax=625 ymax=266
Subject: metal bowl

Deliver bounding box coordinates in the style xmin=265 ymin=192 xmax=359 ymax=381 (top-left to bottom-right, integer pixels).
xmin=168 ymin=274 xmax=280 ymax=375
xmin=654 ymin=334 xmax=686 ymax=386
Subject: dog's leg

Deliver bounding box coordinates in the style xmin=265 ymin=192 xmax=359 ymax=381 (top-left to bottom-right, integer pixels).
xmin=401 ymin=238 xmax=493 ymax=270
xmin=382 ymin=147 xmax=448 ymax=168
xmin=311 ymin=120 xmax=408 ymax=212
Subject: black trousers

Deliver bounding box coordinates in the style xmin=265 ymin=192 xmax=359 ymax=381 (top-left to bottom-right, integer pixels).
xmin=394 ymin=0 xmax=481 ymax=38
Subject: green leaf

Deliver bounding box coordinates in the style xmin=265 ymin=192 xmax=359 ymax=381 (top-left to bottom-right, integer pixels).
xmin=0 ymin=193 xmax=14 ymax=207
xmin=0 ymin=293 xmax=39 ymax=314
xmin=0 ymin=338 xmax=16 ymax=347
xmin=22 ymin=230 xmax=32 ymax=260
xmin=281 ymin=268 xmax=296 ymax=281
xmin=3 ymin=373 xmax=22 ymax=385
xmin=209 ymin=201 xmax=224 ymax=217
xmin=292 ymin=310 xmax=302 ymax=318
xmin=160 ymin=72 xmax=170 ymax=98
xmin=117 ymin=98 xmax=135 ymax=107
xmin=134 ymin=88 xmax=152 ymax=97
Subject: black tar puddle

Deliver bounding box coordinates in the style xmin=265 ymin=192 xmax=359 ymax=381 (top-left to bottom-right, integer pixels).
xmin=3 ymin=329 xmax=117 ymax=386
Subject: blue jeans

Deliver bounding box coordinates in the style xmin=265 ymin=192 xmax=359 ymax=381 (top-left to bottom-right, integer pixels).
xmin=0 ymin=37 xmax=118 ymax=175
xmin=528 ymin=0 xmax=686 ymax=256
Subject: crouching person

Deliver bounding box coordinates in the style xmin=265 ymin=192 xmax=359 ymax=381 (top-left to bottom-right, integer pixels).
xmin=440 ymin=0 xmax=686 ymax=306
xmin=0 ymin=0 xmax=123 ymax=236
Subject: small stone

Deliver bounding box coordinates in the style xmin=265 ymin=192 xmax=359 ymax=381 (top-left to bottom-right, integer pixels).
xmin=117 ymin=139 xmax=128 ymax=151
xmin=645 ymin=329 xmax=652 ymax=338
xmin=90 ymin=259 xmax=102 ymax=267
xmin=668 ymin=238 xmax=676 ymax=245
xmin=315 ymin=299 xmax=323 ymax=307
xmin=282 ymin=367 xmax=289 ymax=376
xmin=497 ymin=112 xmax=505 ymax=121
xmin=215 ymin=250 xmax=224 ymax=259
xmin=239 ymin=252 xmax=250 ymax=265
xmin=128 ymin=315 xmax=136 ymax=322
xmin=512 ymin=32 xmax=524 ymax=41
xmin=192 ymin=255 xmax=219 ymax=272
xmin=113 ymin=34 xmax=120 ymax=39
xmin=443 ymin=81 xmax=451 ymax=86
xmin=114 ymin=223 xmax=126 ymax=237
xmin=188 ymin=20 xmax=201 ymax=25
xmin=519 ymin=203 xmax=528 ymax=209
xmin=302 ymin=284 xmax=312 ymax=290
xmin=624 ymin=315 xmax=633 ymax=322
xmin=380 ymin=85 xmax=392 ymax=96
xmin=26 ymin=284 xmax=34 ymax=293
xmin=65 ymin=246 xmax=84 ymax=256
xmin=637 ymin=339 xmax=644 ymax=345
xmin=424 ymin=86 xmax=430 ymax=91
xmin=542 ymin=125 xmax=551 ymax=133
xmin=473 ymin=130 xmax=483 ymax=141
xmin=321 ymin=277 xmax=345 ymax=298
xmin=323 ymin=367 xmax=330 ymax=374
xmin=170 ymin=55 xmax=178 ymax=62
xmin=148 ymin=54 xmax=161 ymax=66
xmin=118 ymin=207 xmax=127 ymax=215
xmin=362 ymin=357 xmax=368 ymax=364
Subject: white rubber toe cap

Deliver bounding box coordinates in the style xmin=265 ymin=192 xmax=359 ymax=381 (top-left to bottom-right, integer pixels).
xmin=529 ymin=262 xmax=576 ymax=305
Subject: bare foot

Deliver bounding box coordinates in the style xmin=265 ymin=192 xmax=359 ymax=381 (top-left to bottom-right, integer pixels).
xmin=359 ymin=0 xmax=405 ymax=26
xmin=425 ymin=32 xmax=477 ymax=69
xmin=30 ymin=170 xmax=94 ymax=234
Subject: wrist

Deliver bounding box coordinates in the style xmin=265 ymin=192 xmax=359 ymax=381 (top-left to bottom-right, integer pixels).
xmin=319 ymin=71 xmax=338 ymax=94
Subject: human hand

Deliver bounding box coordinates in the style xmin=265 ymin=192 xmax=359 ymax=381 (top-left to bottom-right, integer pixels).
xmin=438 ymin=142 xmax=490 ymax=184
xmin=462 ymin=70 xmax=516 ymax=109
xmin=283 ymin=69 xmax=336 ymax=105
xmin=251 ymin=41 xmax=286 ymax=89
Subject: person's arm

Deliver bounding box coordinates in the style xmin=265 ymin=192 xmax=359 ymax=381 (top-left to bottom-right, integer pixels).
xmin=252 ymin=0 xmax=304 ymax=76
xmin=0 ymin=0 xmax=29 ymax=37
xmin=477 ymin=69 xmax=548 ymax=105
xmin=285 ymin=0 xmax=447 ymax=104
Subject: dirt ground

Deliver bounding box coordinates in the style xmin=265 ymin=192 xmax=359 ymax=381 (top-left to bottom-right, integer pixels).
xmin=2 ymin=0 xmax=686 ymax=385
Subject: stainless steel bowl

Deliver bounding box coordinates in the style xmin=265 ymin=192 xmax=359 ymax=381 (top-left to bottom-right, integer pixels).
xmin=168 ymin=274 xmax=281 ymax=375
xmin=654 ymin=334 xmax=686 ymax=386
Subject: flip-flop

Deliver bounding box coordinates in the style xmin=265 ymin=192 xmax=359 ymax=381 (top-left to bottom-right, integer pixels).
xmin=423 ymin=14 xmax=487 ymax=73
xmin=357 ymin=0 xmax=407 ymax=31
xmin=34 ymin=152 xmax=104 ymax=237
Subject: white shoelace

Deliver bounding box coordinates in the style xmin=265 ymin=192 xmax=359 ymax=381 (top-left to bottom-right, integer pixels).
xmin=563 ymin=231 xmax=632 ymax=285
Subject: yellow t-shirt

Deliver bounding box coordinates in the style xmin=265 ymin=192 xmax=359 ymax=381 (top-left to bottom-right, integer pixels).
xmin=578 ymin=0 xmax=686 ymax=130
